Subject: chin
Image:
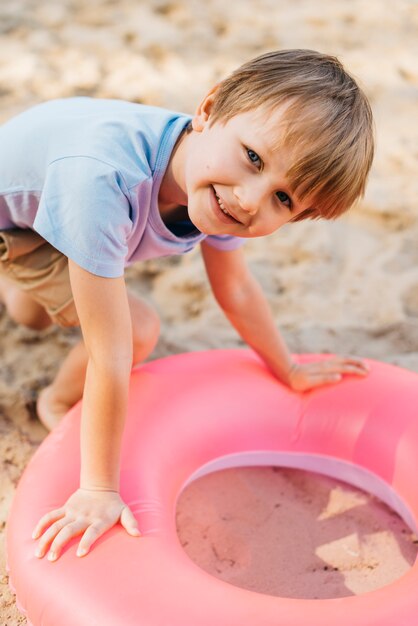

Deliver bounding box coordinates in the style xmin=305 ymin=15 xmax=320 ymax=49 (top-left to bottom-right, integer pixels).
xmin=188 ymin=213 xmax=210 ymax=235
xmin=195 ymin=224 xmax=216 ymax=236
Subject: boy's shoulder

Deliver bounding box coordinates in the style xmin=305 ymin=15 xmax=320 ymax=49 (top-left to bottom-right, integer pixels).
xmin=1 ymin=97 xmax=191 ymax=188
xmin=4 ymin=97 xmax=188 ymax=129
xmin=3 ymin=97 xmax=191 ymax=161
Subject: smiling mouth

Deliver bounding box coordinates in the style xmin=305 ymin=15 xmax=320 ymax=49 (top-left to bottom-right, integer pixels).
xmin=212 ymin=187 xmax=241 ymax=223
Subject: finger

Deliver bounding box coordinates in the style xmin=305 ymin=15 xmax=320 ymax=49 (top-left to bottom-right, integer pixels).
xmin=76 ymin=523 xmax=109 ymax=558
xmin=34 ymin=517 xmax=71 ymax=558
xmin=306 ymin=361 xmax=368 ymax=376
xmin=320 ymin=363 xmax=369 ymax=377
xmin=120 ymin=506 xmax=141 ymax=537
xmin=47 ymin=520 xmax=87 ymax=562
xmin=324 ymin=357 xmax=369 ymax=372
xmin=338 ymin=364 xmax=369 ymax=376
xmin=303 ymin=373 xmax=343 ymax=389
xmin=32 ymin=508 xmax=66 ymax=540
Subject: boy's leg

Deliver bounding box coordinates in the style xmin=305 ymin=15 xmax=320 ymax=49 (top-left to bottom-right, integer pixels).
xmin=37 ymin=291 xmax=160 ymax=431
xmin=0 ymin=229 xmax=76 ymax=330
xmin=0 ymin=275 xmax=52 ymax=330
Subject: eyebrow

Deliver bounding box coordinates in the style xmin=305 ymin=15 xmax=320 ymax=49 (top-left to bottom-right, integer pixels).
xmin=251 ymin=138 xmax=274 ymax=159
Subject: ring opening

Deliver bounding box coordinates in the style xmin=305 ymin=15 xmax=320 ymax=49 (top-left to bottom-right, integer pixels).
xmin=176 ymin=453 xmax=418 ymax=599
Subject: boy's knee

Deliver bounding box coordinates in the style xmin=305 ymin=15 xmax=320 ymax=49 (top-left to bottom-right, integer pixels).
xmin=136 ymin=304 xmax=160 ymax=346
xmin=3 ymin=286 xmax=52 ymax=330
xmin=128 ymin=294 xmax=160 ymax=363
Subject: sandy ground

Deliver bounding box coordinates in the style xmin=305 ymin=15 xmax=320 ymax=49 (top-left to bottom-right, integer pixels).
xmin=1 ymin=0 xmax=418 ymax=623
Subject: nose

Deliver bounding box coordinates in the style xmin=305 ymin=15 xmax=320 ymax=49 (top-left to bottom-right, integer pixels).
xmin=233 ymin=185 xmax=263 ymax=216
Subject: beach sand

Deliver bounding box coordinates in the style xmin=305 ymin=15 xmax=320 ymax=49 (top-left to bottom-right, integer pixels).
xmin=1 ymin=0 xmax=418 ymax=622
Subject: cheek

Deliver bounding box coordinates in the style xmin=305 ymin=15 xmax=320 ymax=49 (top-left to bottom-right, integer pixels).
xmin=255 ymin=212 xmax=288 ymax=237
xmin=189 ymin=155 xmax=215 ymax=184
xmin=197 ymin=145 xmax=237 ymax=181
xmin=188 ymin=137 xmax=238 ymax=188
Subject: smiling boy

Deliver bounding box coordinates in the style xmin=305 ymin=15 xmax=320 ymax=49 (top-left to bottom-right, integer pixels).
xmin=0 ymin=49 xmax=374 ymax=561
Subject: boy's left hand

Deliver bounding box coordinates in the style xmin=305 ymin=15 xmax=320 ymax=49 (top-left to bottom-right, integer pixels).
xmin=285 ymin=356 xmax=369 ymax=392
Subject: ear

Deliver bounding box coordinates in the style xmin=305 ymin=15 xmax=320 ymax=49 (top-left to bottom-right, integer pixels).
xmin=191 ymin=84 xmax=220 ymax=132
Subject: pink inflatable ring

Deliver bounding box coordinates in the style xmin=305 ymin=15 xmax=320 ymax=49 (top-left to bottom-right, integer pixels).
xmin=7 ymin=349 xmax=418 ymax=626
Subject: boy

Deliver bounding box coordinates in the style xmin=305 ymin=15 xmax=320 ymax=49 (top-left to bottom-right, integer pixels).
xmin=0 ymin=49 xmax=374 ymax=562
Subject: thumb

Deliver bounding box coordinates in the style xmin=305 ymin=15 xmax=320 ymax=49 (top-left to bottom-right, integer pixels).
xmin=120 ymin=506 xmax=141 ymax=536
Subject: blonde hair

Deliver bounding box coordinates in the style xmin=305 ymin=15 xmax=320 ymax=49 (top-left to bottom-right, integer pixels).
xmin=210 ymin=49 xmax=374 ymax=220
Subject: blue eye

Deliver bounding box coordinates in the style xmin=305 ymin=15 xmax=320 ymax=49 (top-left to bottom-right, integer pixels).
xmin=246 ymin=148 xmax=261 ymax=167
xmin=276 ymin=191 xmax=292 ymax=208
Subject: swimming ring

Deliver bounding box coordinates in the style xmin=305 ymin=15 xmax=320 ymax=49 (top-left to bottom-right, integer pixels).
xmin=7 ymin=349 xmax=418 ymax=626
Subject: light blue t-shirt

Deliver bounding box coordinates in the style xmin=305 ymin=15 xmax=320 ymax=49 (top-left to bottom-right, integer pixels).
xmin=0 ymin=98 xmax=243 ymax=277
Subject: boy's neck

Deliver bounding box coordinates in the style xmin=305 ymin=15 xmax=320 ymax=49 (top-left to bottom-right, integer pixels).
xmin=159 ymin=202 xmax=189 ymax=225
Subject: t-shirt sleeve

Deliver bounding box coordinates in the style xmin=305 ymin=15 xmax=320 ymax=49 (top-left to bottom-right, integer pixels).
xmin=33 ymin=157 xmax=133 ymax=277
xmin=203 ymin=234 xmax=245 ymax=251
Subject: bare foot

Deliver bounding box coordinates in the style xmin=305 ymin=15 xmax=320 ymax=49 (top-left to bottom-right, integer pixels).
xmin=36 ymin=386 xmax=73 ymax=431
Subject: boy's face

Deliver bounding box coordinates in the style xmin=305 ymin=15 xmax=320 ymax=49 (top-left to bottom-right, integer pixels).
xmin=166 ymin=92 xmax=314 ymax=238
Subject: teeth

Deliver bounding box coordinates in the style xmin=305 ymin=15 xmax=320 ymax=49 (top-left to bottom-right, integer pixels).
xmin=215 ymin=191 xmax=232 ymax=217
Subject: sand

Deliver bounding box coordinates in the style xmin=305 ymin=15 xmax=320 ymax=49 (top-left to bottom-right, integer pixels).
xmin=1 ymin=0 xmax=418 ymax=623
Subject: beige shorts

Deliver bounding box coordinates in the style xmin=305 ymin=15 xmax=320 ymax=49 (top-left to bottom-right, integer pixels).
xmin=0 ymin=229 xmax=79 ymax=327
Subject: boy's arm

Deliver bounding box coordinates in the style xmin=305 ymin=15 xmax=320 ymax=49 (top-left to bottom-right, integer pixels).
xmin=32 ymin=260 xmax=140 ymax=561
xmin=201 ymin=242 xmax=368 ymax=390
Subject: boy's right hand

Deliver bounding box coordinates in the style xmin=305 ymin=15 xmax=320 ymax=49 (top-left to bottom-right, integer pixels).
xmin=32 ymin=488 xmax=141 ymax=562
